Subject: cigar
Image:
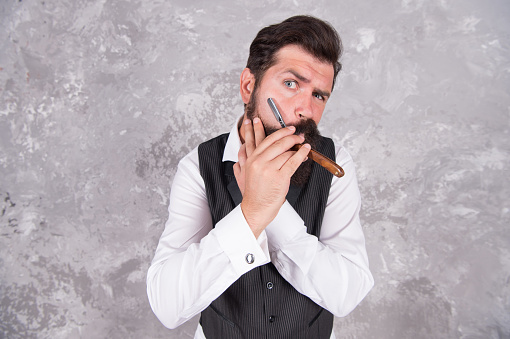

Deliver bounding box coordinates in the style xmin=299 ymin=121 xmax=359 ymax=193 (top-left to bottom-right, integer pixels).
xmin=267 ymin=98 xmax=345 ymax=178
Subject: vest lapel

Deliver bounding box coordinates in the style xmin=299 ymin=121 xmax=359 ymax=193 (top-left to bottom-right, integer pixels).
xmin=286 ymin=184 xmax=302 ymax=207
xmin=224 ymin=161 xmax=243 ymax=206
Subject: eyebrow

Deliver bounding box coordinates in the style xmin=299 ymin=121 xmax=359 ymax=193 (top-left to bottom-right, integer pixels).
xmin=283 ymin=69 xmax=331 ymax=99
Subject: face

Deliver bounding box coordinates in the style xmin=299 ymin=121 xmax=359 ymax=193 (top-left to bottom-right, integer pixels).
xmin=241 ymin=45 xmax=335 ymax=186
xmin=243 ymin=44 xmax=335 ymax=134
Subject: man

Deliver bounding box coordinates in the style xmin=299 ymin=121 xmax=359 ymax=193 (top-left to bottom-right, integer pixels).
xmin=147 ymin=15 xmax=374 ymax=339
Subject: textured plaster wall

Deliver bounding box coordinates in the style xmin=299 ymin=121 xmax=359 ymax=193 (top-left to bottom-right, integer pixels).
xmin=0 ymin=0 xmax=509 ymax=338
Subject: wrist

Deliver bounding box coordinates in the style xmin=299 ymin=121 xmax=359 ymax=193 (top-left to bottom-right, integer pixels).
xmin=240 ymin=201 xmax=265 ymax=238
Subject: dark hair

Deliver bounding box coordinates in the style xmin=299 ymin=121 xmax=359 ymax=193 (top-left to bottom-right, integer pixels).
xmin=246 ymin=15 xmax=343 ymax=90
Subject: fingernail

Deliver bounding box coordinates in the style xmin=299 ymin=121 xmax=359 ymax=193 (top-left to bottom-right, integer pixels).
xmin=244 ymin=119 xmax=250 ymax=125
xmin=253 ymin=117 xmax=260 ymax=124
xmin=287 ymin=126 xmax=295 ymax=131
xmin=303 ymin=143 xmax=311 ymax=149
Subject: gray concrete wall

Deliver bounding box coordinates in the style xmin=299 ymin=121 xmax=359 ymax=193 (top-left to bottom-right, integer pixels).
xmin=1 ymin=0 xmax=508 ymax=338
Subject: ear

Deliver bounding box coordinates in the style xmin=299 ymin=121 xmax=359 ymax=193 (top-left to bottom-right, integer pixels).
xmin=240 ymin=68 xmax=255 ymax=104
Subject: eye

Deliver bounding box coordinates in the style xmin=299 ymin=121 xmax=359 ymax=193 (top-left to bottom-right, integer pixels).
xmin=284 ymin=80 xmax=297 ymax=89
xmin=313 ymin=93 xmax=324 ymax=101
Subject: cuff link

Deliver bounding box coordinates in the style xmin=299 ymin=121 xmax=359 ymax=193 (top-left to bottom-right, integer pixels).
xmin=245 ymin=253 xmax=255 ymax=264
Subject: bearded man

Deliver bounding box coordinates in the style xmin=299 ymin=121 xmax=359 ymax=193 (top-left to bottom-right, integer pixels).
xmin=147 ymin=15 xmax=374 ymax=339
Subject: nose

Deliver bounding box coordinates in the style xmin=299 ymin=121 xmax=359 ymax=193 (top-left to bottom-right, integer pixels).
xmin=294 ymin=93 xmax=313 ymax=121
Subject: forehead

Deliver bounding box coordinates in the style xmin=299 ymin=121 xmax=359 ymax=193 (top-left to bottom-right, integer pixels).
xmin=268 ymin=45 xmax=334 ymax=88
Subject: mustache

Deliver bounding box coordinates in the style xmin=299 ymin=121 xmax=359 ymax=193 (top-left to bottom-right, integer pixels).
xmin=265 ymin=119 xmax=321 ymax=146
xmin=292 ymin=119 xmax=319 ymax=137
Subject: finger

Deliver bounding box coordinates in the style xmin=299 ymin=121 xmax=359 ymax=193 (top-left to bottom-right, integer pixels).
xmin=237 ymin=144 xmax=247 ymax=167
xmin=256 ymin=133 xmax=305 ymax=163
xmin=269 ymin=142 xmax=307 ymax=170
xmin=233 ymin=162 xmax=244 ymax=195
xmin=252 ymin=126 xmax=297 ymax=157
xmin=269 ymin=149 xmax=295 ymax=170
xmin=280 ymin=143 xmax=311 ymax=176
xmin=233 ymin=162 xmax=241 ymax=177
xmin=233 ymin=161 xmax=242 ymax=180
xmin=252 ymin=117 xmax=266 ymax=147
xmin=243 ymin=119 xmax=256 ymax=156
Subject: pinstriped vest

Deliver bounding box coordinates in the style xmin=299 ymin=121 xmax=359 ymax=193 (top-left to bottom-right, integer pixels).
xmin=198 ymin=133 xmax=335 ymax=339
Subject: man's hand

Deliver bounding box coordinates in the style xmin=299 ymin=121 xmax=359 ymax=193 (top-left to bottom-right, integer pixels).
xmin=233 ymin=118 xmax=310 ymax=238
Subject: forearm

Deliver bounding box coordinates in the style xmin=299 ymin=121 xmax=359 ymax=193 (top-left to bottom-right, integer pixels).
xmin=147 ymin=231 xmax=235 ymax=329
xmin=271 ymin=246 xmax=373 ymax=317
xmin=265 ymin=202 xmax=373 ymax=316
xmin=147 ymin=205 xmax=270 ymax=329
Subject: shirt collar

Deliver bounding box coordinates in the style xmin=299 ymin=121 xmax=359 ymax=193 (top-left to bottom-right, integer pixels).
xmin=222 ymin=117 xmax=243 ymax=163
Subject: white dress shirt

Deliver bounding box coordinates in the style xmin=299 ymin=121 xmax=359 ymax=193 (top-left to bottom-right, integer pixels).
xmin=147 ymin=122 xmax=374 ymax=338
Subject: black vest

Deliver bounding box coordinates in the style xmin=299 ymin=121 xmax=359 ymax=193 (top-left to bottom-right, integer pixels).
xmin=198 ymin=133 xmax=336 ymax=339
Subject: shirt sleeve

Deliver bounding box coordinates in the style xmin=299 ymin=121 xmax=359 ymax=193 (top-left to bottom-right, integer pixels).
xmin=146 ymin=147 xmax=270 ymax=329
xmin=264 ymin=147 xmax=374 ymax=317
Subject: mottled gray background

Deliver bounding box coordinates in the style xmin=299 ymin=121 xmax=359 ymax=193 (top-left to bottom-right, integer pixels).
xmin=0 ymin=0 xmax=508 ymax=338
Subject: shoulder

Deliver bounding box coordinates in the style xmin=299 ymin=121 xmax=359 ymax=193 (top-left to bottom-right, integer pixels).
xmin=335 ymin=145 xmax=354 ymax=169
xmin=176 ymin=146 xmax=200 ymax=179
xmin=179 ymin=133 xmax=230 ymax=169
xmin=328 ymin=140 xmax=358 ymax=190
xmin=198 ymin=133 xmax=229 ymax=152
xmin=319 ymin=136 xmax=354 ymax=166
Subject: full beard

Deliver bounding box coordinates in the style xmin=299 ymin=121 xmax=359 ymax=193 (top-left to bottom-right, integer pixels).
xmin=245 ymin=91 xmax=321 ymax=187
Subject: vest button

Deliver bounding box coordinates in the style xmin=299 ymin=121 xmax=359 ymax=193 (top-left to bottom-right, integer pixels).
xmin=266 ymin=282 xmax=273 ymax=289
xmin=245 ymin=253 xmax=255 ymax=264
xmin=269 ymin=315 xmax=276 ymax=323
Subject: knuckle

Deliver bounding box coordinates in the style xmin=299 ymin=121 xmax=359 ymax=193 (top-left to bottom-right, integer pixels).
xmin=250 ymin=159 xmax=262 ymax=171
xmin=286 ymin=157 xmax=299 ymax=170
xmin=288 ymin=154 xmax=305 ymax=171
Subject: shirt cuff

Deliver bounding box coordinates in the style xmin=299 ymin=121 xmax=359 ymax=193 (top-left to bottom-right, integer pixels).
xmin=265 ymin=200 xmax=306 ymax=252
xmin=213 ymin=205 xmax=270 ymax=276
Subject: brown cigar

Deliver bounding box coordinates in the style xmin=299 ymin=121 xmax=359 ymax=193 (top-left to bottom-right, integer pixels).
xmin=291 ymin=144 xmax=344 ymax=178
xmin=268 ymin=98 xmax=345 ymax=178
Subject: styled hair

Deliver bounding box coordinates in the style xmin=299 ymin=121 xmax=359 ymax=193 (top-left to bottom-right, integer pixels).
xmin=246 ymin=15 xmax=343 ymax=90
